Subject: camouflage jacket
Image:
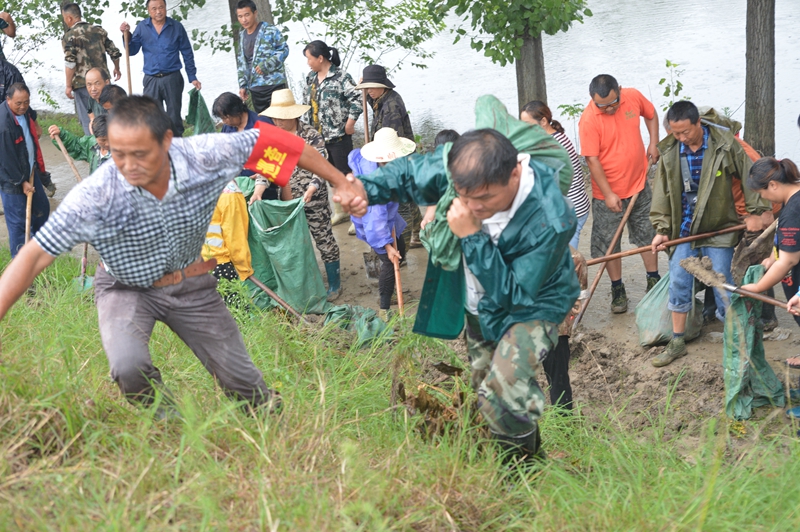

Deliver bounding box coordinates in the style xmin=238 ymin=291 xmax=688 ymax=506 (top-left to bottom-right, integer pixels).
xmin=289 ymin=121 xmax=328 ymax=198
xmin=367 ymin=89 xmax=413 ymax=141
xmin=302 ymin=64 xmax=362 ymax=142
xmin=236 ymin=22 xmax=288 ymax=89
xmin=62 ymin=21 xmax=121 ymax=89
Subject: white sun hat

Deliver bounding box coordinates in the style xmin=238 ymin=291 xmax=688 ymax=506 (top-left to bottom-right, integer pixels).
xmin=260 ymin=89 xmax=311 ymax=119
xmin=360 ymin=127 xmax=417 ymax=163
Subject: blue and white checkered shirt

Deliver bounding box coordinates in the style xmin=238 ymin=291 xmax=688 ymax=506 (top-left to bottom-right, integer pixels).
xmin=35 ymin=130 xmax=260 ymax=287
xmin=679 ymin=126 xmax=709 ymax=238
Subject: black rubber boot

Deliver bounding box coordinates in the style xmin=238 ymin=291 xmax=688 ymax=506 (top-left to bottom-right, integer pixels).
xmin=493 ymin=424 xmax=545 ymax=464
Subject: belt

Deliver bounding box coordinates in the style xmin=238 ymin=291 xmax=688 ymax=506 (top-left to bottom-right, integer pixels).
xmin=152 ymin=258 xmax=217 ymax=288
xmin=150 ymin=70 xmax=179 ymax=78
xmin=326 ymin=135 xmax=349 ymax=144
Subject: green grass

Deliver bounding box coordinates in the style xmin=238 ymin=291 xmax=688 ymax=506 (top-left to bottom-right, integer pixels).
xmin=37 ymin=111 xmax=84 ymax=139
xmin=1 ymin=252 xmax=799 ymax=530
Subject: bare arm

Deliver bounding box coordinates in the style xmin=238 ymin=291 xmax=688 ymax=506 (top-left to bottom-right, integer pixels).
xmin=0 ymin=241 xmax=56 ymax=324
xmin=585 ymin=156 xmax=621 ymax=212
xmin=65 ymin=66 xmax=76 ymax=99
xmin=644 ymin=112 xmax=660 ymax=164
xmin=0 ymin=12 xmax=16 ymax=38
xmin=297 ymin=143 xmax=367 ymax=215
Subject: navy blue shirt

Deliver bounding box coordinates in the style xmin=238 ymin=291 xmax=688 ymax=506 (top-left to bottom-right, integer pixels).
xmin=127 ymin=17 xmax=197 ymax=81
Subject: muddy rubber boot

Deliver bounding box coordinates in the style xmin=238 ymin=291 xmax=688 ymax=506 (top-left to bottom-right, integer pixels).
xmin=325 ymin=261 xmax=342 ymax=302
xmin=331 ymin=201 xmax=350 ymax=226
xmin=492 ymin=424 xmax=545 ymax=465
xmin=651 ymin=336 xmax=688 ymax=367
xmin=610 ymin=283 xmax=628 ymax=314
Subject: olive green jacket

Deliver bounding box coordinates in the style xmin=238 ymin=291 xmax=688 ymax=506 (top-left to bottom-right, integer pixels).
xmin=650 ymin=121 xmax=769 ymax=250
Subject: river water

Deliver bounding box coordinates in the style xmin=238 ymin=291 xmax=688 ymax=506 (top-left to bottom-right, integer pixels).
xmin=20 ymin=0 xmax=800 ymax=157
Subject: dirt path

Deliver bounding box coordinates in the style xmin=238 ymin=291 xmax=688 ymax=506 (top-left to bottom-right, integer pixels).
xmin=28 ymin=144 xmax=800 ymax=428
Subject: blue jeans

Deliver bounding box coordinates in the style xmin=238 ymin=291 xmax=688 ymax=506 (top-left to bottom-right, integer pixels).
xmin=668 ymin=242 xmax=733 ymax=321
xmin=569 ymin=211 xmax=589 ymax=250
xmin=0 ymin=173 xmax=50 ymax=258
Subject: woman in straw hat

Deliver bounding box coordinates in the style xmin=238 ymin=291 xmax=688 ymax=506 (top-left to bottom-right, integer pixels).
xmin=348 ymin=127 xmax=416 ymax=320
xmin=261 ymin=89 xmax=342 ymax=301
xmin=355 ymin=65 xmax=422 ymax=249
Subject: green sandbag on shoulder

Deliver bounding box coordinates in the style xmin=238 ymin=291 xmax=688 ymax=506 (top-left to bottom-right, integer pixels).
xmin=723 ymin=265 xmax=785 ymax=420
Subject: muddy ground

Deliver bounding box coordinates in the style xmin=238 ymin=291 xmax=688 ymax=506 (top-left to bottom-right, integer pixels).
xmin=23 ymin=141 xmax=800 ymax=432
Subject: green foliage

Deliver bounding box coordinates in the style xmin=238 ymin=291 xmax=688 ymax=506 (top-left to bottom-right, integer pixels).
xmin=658 ymin=59 xmax=691 ymax=112
xmin=432 ymin=0 xmax=592 ymax=66
xmin=557 ymin=102 xmax=584 ymax=119
xmin=38 ymin=110 xmax=83 ymax=137
xmin=273 ymin=0 xmax=445 ymax=71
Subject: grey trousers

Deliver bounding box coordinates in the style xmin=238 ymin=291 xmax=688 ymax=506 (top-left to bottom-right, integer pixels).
xmin=94 ymin=267 xmax=272 ymax=407
xmin=73 ymin=87 xmax=93 ymax=136
xmin=142 ymin=71 xmax=185 ymax=137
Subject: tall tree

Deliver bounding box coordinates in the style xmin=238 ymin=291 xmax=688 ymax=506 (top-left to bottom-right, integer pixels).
xmin=433 ymin=0 xmax=591 ymax=109
xmin=743 ymin=0 xmax=775 ymax=157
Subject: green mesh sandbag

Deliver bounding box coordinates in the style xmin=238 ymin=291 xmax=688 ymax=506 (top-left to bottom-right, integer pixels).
xmin=247 ymin=196 xmax=330 ymax=315
xmin=634 ymin=272 xmax=703 ymax=346
xmin=186 ymin=88 xmax=215 ymax=135
xmin=723 ymin=265 xmax=785 ymax=420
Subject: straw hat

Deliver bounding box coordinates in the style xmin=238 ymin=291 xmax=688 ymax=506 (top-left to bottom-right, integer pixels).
xmin=360 ymin=127 xmax=416 ymax=163
xmin=260 ymin=89 xmax=310 ymax=119
xmin=353 ymin=65 xmax=396 ymax=90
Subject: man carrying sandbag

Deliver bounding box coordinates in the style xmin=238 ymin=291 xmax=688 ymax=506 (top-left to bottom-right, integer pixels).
xmin=345 ymin=95 xmax=578 ymax=463
xmin=649 ymin=101 xmax=770 ymax=367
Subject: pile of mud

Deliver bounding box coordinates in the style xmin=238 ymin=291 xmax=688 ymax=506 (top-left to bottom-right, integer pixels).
xmin=568 ymin=330 xmax=725 ymax=436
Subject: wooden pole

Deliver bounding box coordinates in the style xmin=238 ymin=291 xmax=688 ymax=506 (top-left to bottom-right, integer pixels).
xmin=572 ymin=193 xmax=639 ymax=333
xmin=124 ymin=31 xmax=133 ymax=95
xmin=248 ymin=275 xmax=311 ymax=324
xmin=391 ymin=228 xmax=404 ymax=315
xmin=362 ymin=89 xmax=370 ymax=144
xmin=54 ymin=136 xmax=83 ymax=183
xmin=24 ymin=168 xmax=35 ymax=244
xmin=722 ymin=283 xmax=785 ymax=307
xmin=585 ymin=224 xmax=747 ymax=266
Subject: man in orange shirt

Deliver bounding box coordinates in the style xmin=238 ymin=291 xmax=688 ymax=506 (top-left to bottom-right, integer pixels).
xmin=579 ymin=74 xmax=661 ymax=313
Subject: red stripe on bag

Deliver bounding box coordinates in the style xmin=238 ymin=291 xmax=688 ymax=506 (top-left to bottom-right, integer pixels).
xmin=243 ymin=121 xmax=305 ymax=187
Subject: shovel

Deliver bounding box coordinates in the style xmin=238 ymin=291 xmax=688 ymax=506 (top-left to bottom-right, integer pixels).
xmin=54 ymin=135 xmax=93 ymax=291
xmin=730 ymin=220 xmax=777 ymax=285
xmin=24 ymin=168 xmax=34 ymax=243
xmin=679 ymin=256 xmax=788 ymax=307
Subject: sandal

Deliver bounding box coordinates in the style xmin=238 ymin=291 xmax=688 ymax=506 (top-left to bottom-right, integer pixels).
xmin=785 ymin=356 xmax=800 ymax=369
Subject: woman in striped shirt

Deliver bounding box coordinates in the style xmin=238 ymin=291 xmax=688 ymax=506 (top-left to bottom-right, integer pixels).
xmin=521 ymin=101 xmax=591 ymax=249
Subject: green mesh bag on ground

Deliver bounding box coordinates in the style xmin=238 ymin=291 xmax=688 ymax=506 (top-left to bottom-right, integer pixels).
xmin=723 ymin=265 xmax=785 ymax=420
xmin=635 ymin=272 xmax=703 ymax=346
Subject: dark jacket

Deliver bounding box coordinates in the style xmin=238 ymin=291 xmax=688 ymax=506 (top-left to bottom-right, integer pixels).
xmin=0 ymin=101 xmax=46 ymax=194
xmin=367 ymin=89 xmax=413 ymax=141
xmin=0 ymin=59 xmax=24 ymax=102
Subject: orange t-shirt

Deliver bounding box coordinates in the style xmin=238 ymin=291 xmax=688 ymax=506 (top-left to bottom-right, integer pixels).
xmin=579 ymin=87 xmax=656 ymax=201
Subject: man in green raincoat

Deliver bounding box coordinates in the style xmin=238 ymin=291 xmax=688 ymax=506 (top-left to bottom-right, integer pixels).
xmin=348 ymin=96 xmax=579 ymax=461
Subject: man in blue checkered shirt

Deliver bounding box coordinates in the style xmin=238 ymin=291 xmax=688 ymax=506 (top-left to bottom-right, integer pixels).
xmin=0 ymin=95 xmax=367 ymax=416
xmin=649 ymin=101 xmax=769 ymax=368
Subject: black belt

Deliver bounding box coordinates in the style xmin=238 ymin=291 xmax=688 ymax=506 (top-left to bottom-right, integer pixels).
xmin=326 ymin=135 xmax=350 ymax=144
xmin=150 ymin=70 xmax=179 ymax=78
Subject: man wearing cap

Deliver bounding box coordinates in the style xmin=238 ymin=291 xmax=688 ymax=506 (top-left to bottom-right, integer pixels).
xmin=120 ymin=0 xmax=201 ymax=137
xmin=262 ymin=89 xmax=342 ymax=301
xmin=355 ymin=65 xmax=422 ymax=249
xmin=0 ymin=95 xmax=366 ymax=417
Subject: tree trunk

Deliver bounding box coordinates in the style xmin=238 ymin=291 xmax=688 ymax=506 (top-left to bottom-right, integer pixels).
xmin=515 ymin=34 xmax=547 ymax=112
xmin=227 ymin=0 xmax=275 ymax=51
xmin=743 ymin=0 xmax=775 ymax=157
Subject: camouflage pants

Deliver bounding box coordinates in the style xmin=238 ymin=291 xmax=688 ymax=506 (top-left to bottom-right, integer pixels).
xmin=397 ymin=202 xmax=422 ymax=248
xmin=291 ymin=178 xmax=340 ymax=263
xmin=465 ymin=314 xmax=558 ymax=437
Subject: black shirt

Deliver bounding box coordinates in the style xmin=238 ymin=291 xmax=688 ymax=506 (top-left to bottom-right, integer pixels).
xmin=778 ymin=190 xmax=800 ymax=253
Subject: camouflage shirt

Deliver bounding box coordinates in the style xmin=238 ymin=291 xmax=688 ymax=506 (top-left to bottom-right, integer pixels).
xmin=302 ymin=64 xmax=362 ymax=143
xmin=289 ymin=121 xmax=328 ymax=198
xmin=62 ymin=21 xmax=121 ymax=89
xmin=367 ymin=89 xmax=413 ymax=141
